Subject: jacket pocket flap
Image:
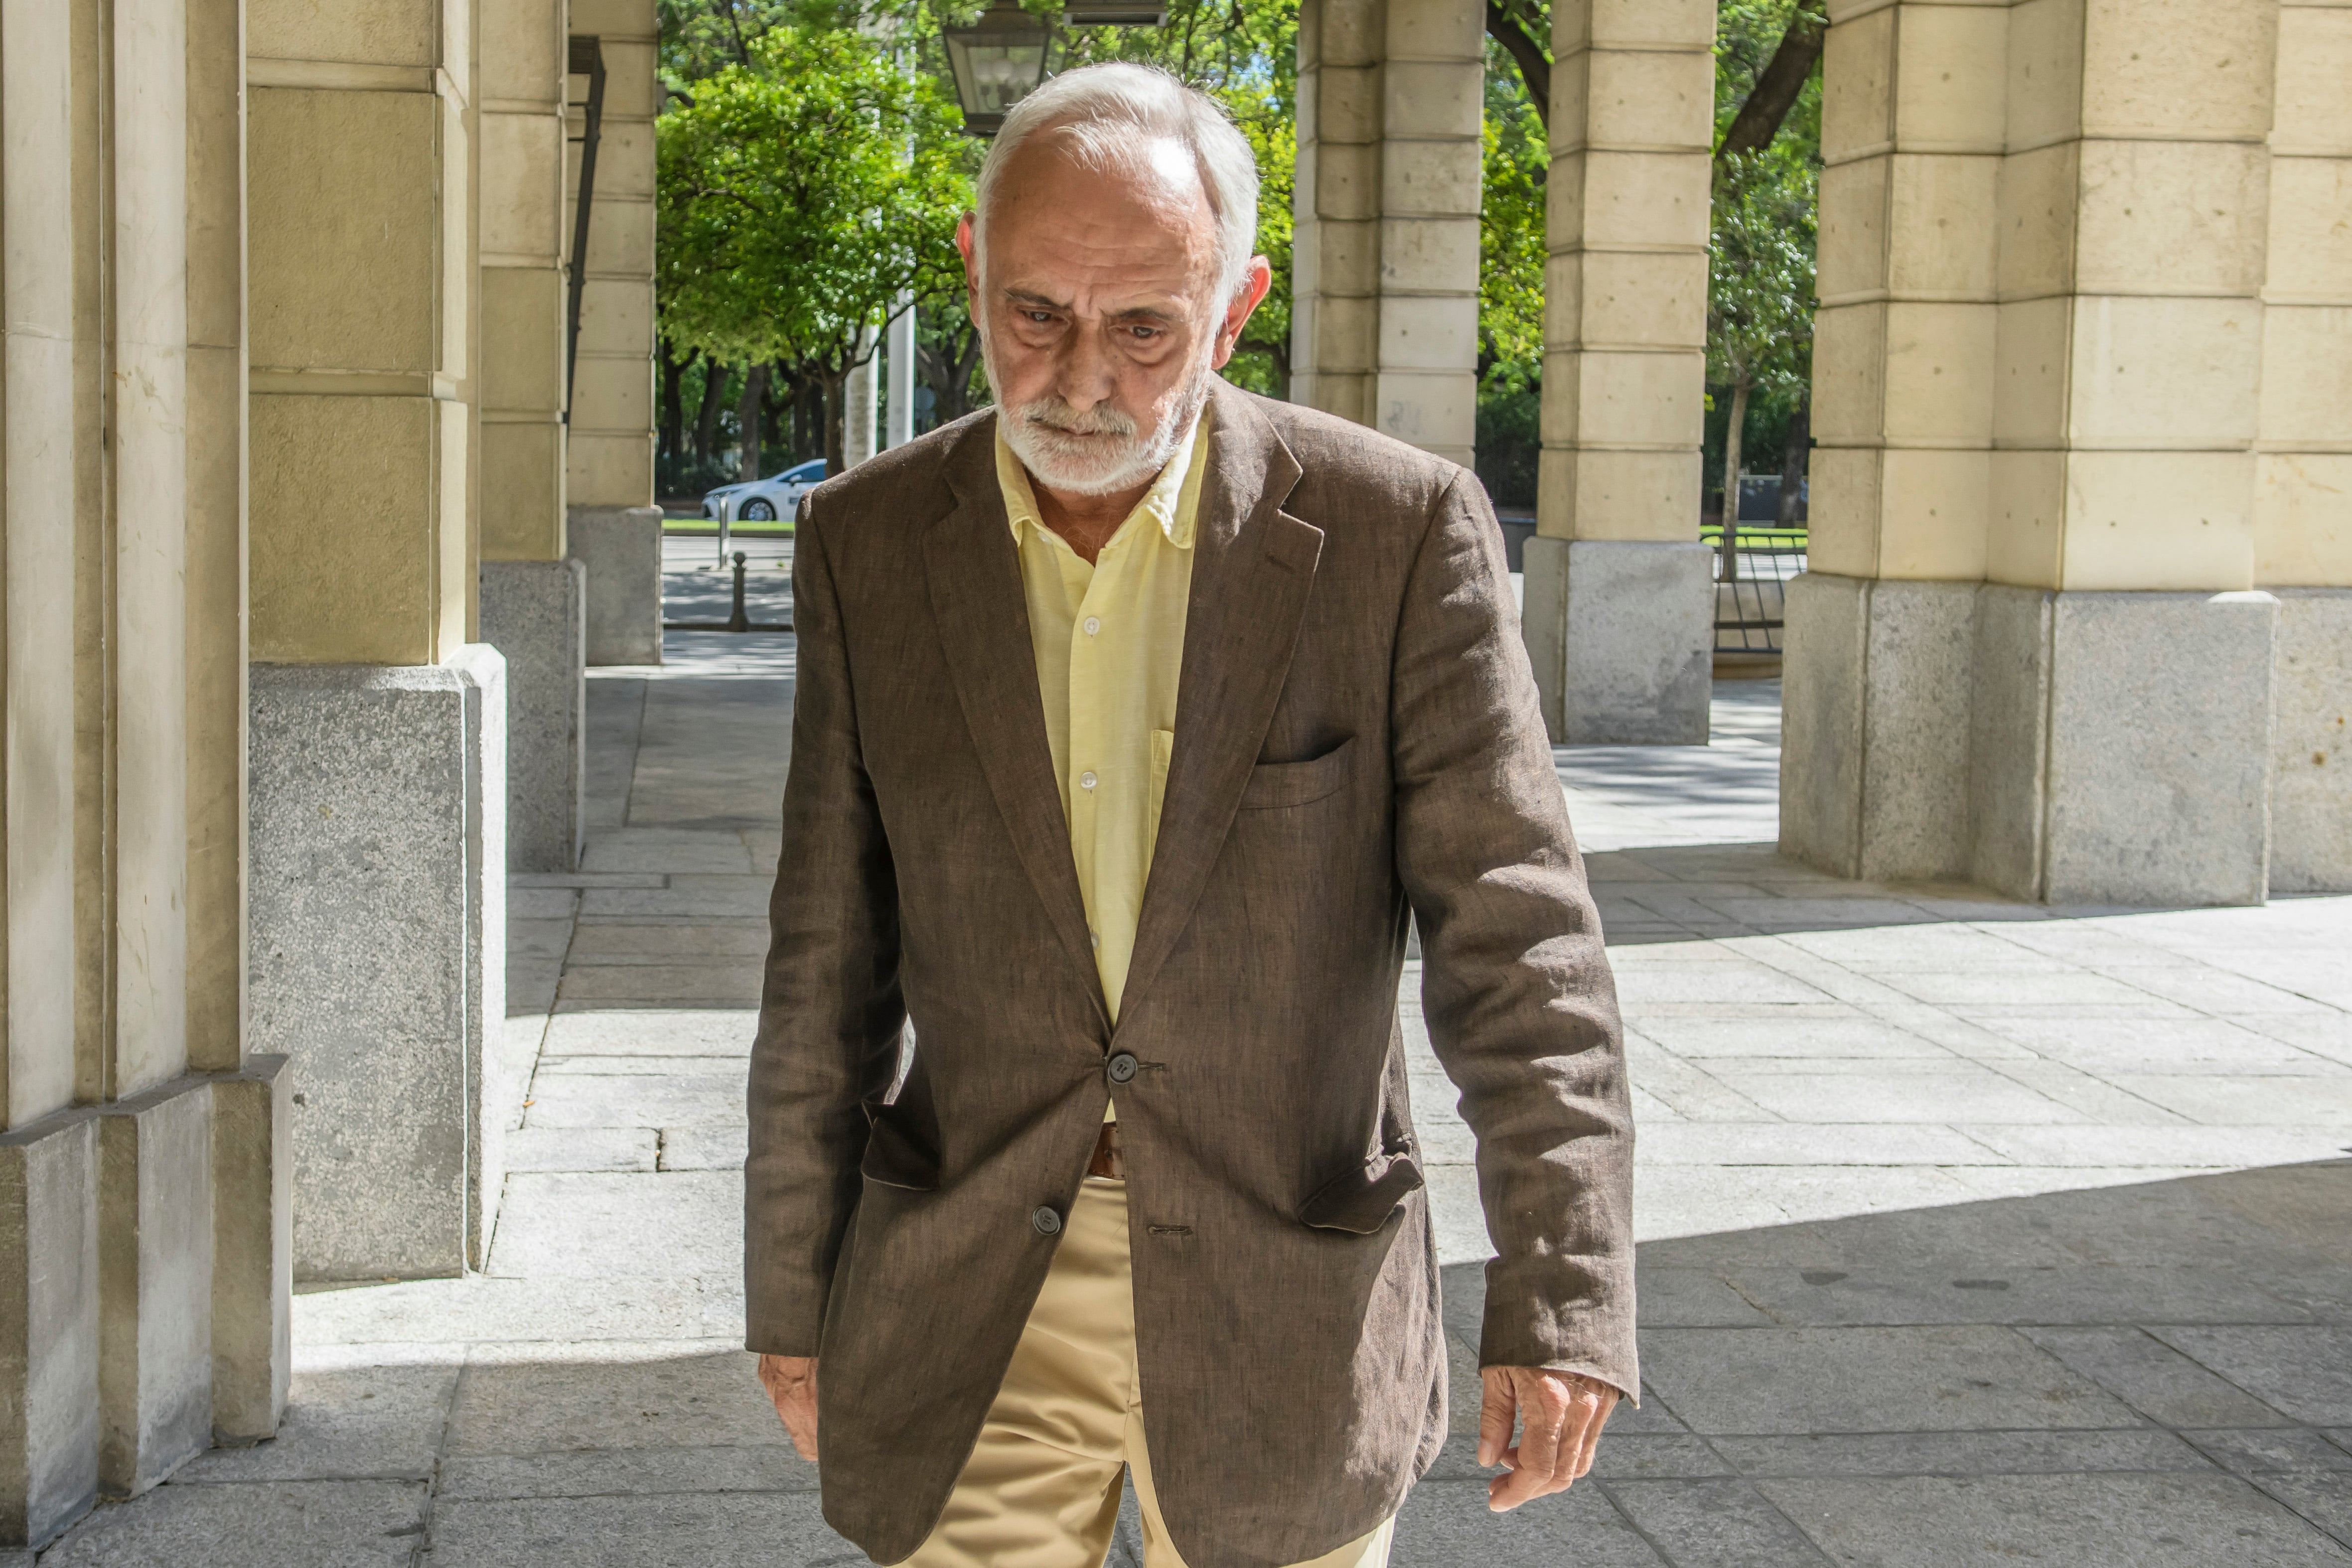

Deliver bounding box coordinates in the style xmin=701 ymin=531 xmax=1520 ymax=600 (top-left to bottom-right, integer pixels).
xmin=859 ymin=1103 xmax=940 ymax=1192
xmin=1238 ymin=736 xmax=1356 ymax=811
xmin=1298 ymin=1147 xmax=1423 ymax=1234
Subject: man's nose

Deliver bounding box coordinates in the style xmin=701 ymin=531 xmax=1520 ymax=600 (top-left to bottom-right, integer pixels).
xmin=1051 ymin=319 xmax=1118 ymax=411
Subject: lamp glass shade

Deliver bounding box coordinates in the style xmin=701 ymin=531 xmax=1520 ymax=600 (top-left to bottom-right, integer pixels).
xmin=943 ymin=5 xmax=1051 ymax=135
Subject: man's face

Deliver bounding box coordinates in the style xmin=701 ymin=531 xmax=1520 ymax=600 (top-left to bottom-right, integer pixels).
xmin=959 ymin=134 xmax=1270 ymax=496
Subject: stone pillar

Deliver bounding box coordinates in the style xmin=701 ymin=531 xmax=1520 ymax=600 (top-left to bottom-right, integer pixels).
xmin=1293 ymin=0 xmax=1483 ymax=465
xmin=565 ymin=1 xmax=661 ymax=639
xmin=1520 ymin=0 xmax=1717 ymax=744
xmin=247 ymin=0 xmax=510 ymax=1278
xmin=846 ymin=337 xmax=880 ymax=468
xmin=2 ymin=0 xmax=288 ymax=1540
xmin=1786 ymin=0 xmax=2321 ymax=906
xmin=2255 ymin=5 xmax=2352 ymax=893
xmin=887 ymin=300 xmax=917 ymax=450
xmin=482 ymin=0 xmax=587 ymax=871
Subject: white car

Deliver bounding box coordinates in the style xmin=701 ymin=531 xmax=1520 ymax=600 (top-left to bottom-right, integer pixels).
xmin=701 ymin=457 xmax=827 ymax=523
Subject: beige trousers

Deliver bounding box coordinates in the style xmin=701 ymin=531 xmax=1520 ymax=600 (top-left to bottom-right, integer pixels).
xmin=902 ymin=1177 xmax=1397 ymax=1568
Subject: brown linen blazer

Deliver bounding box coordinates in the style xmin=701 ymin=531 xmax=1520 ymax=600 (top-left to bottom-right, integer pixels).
xmin=745 ymin=380 xmax=1634 ymax=1568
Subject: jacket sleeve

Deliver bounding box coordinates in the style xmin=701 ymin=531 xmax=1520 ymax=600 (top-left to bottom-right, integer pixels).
xmin=743 ymin=493 xmax=907 ymax=1357
xmin=1389 ymin=469 xmax=1637 ymax=1401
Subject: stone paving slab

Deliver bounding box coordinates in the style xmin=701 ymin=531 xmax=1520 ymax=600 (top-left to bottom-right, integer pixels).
xmin=487 ymin=1170 xmax=742 ymax=1279
xmin=39 ymin=1480 xmax=428 ymax=1567
xmin=429 ymin=1492 xmax=846 ymax=1568
xmin=1756 ymin=1472 xmax=2352 ymax=1567
xmin=174 ymin=1365 xmax=459 ymax=1483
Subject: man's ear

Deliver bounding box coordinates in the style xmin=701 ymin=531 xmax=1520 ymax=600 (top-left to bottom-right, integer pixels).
xmin=1210 ymin=256 xmax=1275 ymax=371
xmin=956 ymin=212 xmax=982 ymax=309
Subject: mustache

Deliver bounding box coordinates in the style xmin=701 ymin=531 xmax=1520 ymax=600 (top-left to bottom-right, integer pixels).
xmin=1013 ymin=399 xmax=1138 ymax=440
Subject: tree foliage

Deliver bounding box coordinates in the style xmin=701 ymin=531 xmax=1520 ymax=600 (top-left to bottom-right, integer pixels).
xmin=655 ymin=26 xmax=972 ymax=464
xmin=1707 ymin=0 xmax=1820 ymax=405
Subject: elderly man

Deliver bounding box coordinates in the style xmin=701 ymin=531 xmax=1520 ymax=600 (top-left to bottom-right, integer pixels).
xmin=746 ymin=62 xmax=1634 ymax=1568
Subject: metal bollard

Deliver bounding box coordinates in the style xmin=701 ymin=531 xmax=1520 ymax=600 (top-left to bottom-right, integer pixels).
xmin=727 ymin=550 xmax=750 ymax=633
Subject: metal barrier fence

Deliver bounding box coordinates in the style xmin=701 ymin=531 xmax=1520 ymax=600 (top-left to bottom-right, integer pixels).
xmin=1702 ymin=524 xmax=1806 ymax=654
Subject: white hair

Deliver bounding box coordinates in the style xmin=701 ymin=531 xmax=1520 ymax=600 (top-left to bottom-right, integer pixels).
xmin=975 ymin=62 xmax=1261 ymax=301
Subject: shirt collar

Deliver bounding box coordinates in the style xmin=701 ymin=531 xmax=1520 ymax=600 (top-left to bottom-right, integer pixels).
xmin=996 ymin=406 xmax=1206 ymax=553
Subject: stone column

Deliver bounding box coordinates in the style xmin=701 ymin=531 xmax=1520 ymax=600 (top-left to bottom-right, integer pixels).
xmin=1292 ymin=0 xmax=1483 ymax=465
xmin=4 ymin=0 xmax=288 ymax=1540
xmin=1521 ymin=0 xmax=1717 ymax=744
xmin=565 ymin=2 xmax=663 ymax=664
xmin=246 ymin=0 xmax=510 ymax=1278
xmin=1785 ymin=0 xmax=2318 ymax=907
xmin=482 ymin=0 xmax=587 ymax=870
xmin=2256 ymin=2 xmax=2352 ymax=893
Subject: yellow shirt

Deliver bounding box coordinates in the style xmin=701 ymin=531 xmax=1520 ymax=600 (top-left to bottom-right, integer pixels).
xmin=997 ymin=411 xmax=1208 ymax=1055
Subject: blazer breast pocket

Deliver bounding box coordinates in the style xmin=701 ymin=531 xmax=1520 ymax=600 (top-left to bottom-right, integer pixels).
xmin=1237 ymin=735 xmax=1356 ymax=811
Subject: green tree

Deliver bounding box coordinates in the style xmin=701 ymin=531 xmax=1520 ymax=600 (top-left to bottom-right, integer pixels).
xmin=656 ymin=26 xmax=973 ymax=469
xmin=1707 ymin=0 xmax=1823 ymax=557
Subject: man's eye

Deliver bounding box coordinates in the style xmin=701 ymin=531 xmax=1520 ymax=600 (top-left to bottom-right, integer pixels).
xmin=1024 ymin=311 xmax=1055 ymax=324
xmin=1129 ymin=326 xmax=1159 ymax=339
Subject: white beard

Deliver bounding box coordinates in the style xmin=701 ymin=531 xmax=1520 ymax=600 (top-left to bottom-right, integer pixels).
xmin=985 ymin=334 xmax=1216 ymax=497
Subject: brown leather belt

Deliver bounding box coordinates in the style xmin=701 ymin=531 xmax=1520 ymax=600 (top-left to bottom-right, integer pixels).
xmin=1087 ymin=1121 xmax=1125 ymax=1181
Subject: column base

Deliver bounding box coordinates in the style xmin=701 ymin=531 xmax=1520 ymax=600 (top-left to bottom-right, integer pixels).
xmin=2270 ymin=589 xmax=2352 ymax=893
xmin=249 ymin=650 xmax=507 ymax=1281
xmin=1522 ymin=538 xmax=1713 ymax=745
xmin=0 ymin=1114 xmax=97 ymax=1549
xmin=1782 ymin=573 xmax=2280 ymax=906
xmin=566 ymin=505 xmax=664 ymax=666
xmin=209 ymin=1056 xmax=291 ymax=1444
xmin=481 ymin=559 xmax=586 ymax=872
xmin=97 ymin=1079 xmax=214 ymax=1499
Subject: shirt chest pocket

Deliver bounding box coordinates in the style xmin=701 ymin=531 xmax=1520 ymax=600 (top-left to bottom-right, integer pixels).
xmin=1237 ymin=735 xmax=1357 ymax=811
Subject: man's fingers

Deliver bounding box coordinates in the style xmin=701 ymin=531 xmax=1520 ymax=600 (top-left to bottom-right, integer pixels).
xmin=1476 ymin=1368 xmax=1517 ymax=1469
xmin=757 ymin=1354 xmax=821 ymax=1463
xmin=1570 ymin=1380 xmax=1617 ymax=1479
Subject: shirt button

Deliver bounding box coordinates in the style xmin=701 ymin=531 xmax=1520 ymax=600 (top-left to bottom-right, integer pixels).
xmin=1079 ymin=771 xmax=1098 ymax=791
xmin=1084 ymin=616 xmax=1101 ymax=635
xmin=1090 ymin=931 xmax=1100 ymax=949
xmin=1107 ymin=1052 xmax=1139 ymax=1085
xmin=1031 ymin=1205 xmax=1063 ymax=1237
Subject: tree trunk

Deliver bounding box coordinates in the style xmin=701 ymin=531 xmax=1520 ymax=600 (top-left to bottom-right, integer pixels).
xmin=1776 ymin=394 xmax=1811 ymax=526
xmin=822 ymin=372 xmax=847 ymax=475
xmin=737 ymin=362 xmax=769 ymax=481
xmin=658 ymin=341 xmax=686 ymax=474
xmin=1719 ymin=378 xmax=1750 ymax=583
xmin=1717 ymin=6 xmax=1829 ymax=162
xmin=694 ymin=361 xmax=730 ymax=465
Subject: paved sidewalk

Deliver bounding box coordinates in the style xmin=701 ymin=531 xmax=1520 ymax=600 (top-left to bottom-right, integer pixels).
xmin=28 ymin=613 xmax=2352 ymax=1565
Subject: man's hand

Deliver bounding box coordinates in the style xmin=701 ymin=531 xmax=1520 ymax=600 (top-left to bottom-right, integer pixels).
xmin=1477 ymin=1367 xmax=1618 ymax=1511
xmin=758 ymin=1353 xmax=820 ymax=1461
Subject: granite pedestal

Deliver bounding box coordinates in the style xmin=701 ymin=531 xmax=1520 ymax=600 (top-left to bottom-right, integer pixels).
xmin=566 ymin=506 xmax=663 ymax=666
xmin=481 ymin=560 xmax=587 ymax=872
xmin=1782 ymin=573 xmax=2283 ymax=906
xmin=1522 ymin=538 xmax=1713 ymax=745
xmin=248 ymin=648 xmax=508 ymax=1281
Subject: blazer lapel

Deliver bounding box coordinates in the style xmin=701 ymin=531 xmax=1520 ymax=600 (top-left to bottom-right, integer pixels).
xmin=921 ymin=418 xmax=1110 ymax=1026
xmin=1123 ymin=385 xmax=1321 ymax=1021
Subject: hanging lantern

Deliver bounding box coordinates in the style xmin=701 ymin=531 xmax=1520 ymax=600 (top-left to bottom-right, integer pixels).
xmin=942 ymin=2 xmax=1054 ymax=137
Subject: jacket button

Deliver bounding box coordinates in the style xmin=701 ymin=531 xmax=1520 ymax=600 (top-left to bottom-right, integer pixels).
xmin=1031 ymin=1205 xmax=1063 ymax=1237
xmin=1107 ymin=1052 xmax=1139 ymax=1085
